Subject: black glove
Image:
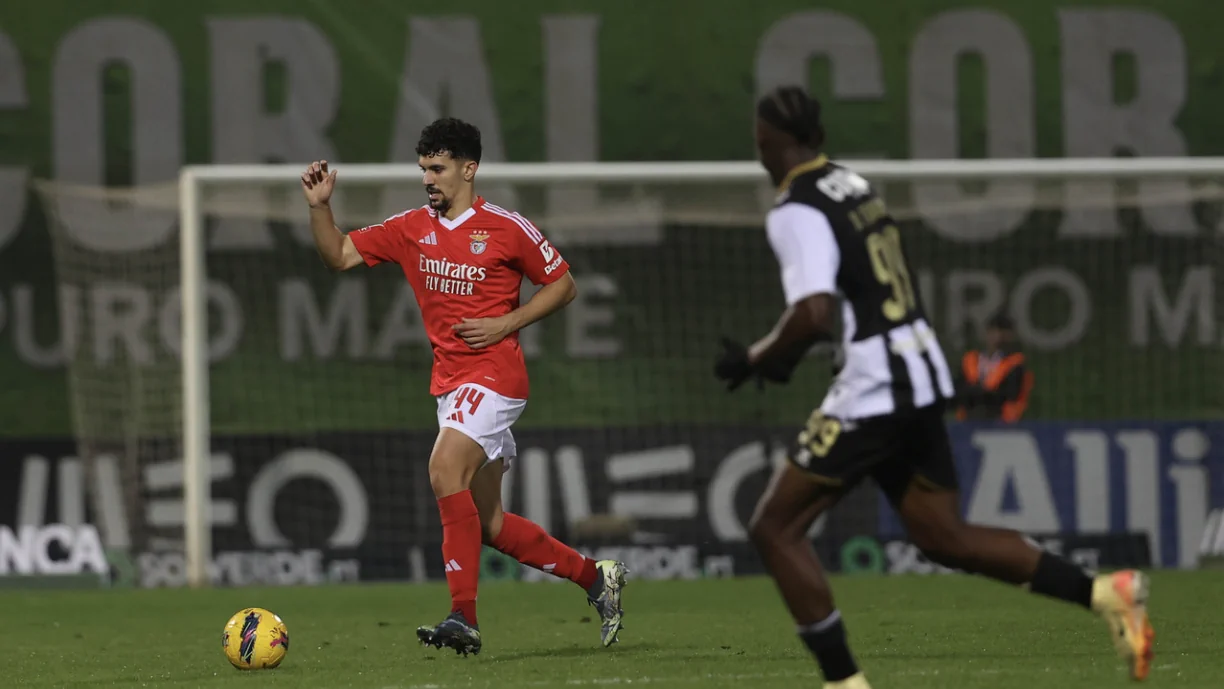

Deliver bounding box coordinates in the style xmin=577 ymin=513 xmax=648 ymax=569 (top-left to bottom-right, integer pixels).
xmin=714 ymin=337 xmax=757 ymax=391
xmin=756 ymin=342 xmax=807 ymax=384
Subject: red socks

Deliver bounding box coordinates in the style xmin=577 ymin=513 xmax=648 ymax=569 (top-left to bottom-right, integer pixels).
xmin=438 ymin=490 xmax=482 ymax=624
xmin=492 ymin=512 xmax=598 ymax=591
xmin=437 ymin=496 xmax=598 ymax=625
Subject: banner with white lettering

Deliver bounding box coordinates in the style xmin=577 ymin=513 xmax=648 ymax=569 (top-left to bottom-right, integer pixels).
xmin=877 ymin=422 xmax=1222 ymax=570
xmin=0 ymin=421 xmax=1216 ymax=585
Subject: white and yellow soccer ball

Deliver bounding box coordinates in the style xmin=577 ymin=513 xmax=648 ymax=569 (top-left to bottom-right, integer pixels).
xmin=221 ymin=607 xmax=289 ymax=670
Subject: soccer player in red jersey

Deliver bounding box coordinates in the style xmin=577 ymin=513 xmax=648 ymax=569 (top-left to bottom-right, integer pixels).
xmin=301 ymin=118 xmax=627 ymax=656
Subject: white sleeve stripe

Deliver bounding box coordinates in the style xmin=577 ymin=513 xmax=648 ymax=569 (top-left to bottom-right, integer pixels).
xmin=517 ymin=214 xmax=544 ymax=239
xmin=381 ymin=208 xmax=415 ymax=224
xmin=483 ymin=203 xmax=544 ymax=243
xmin=483 ymin=203 xmax=544 ymax=242
xmin=488 ymin=205 xmax=542 ymax=242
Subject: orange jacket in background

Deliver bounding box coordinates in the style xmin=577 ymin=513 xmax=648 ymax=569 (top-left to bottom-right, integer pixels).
xmin=955 ymin=350 xmax=1034 ymax=422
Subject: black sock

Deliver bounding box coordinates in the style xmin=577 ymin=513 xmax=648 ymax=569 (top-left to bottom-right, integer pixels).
xmin=798 ymin=611 xmax=859 ymax=682
xmin=1029 ymin=551 xmax=1094 ymax=609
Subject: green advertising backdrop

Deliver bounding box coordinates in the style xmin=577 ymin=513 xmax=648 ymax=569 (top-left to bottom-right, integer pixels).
xmin=1 ymin=0 xmax=1222 ymax=437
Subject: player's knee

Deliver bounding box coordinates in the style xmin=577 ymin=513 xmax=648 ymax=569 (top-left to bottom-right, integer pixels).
xmin=748 ymin=510 xmax=786 ymax=550
xmin=428 ymin=456 xmax=477 ymax=498
xmin=428 ymin=467 xmax=461 ymax=498
xmin=428 ymin=431 xmax=487 ymax=497
xmin=910 ymin=520 xmax=972 ymax=567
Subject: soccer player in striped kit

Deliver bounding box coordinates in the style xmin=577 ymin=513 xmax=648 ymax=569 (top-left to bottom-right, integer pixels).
xmin=715 ymin=86 xmax=1153 ymax=687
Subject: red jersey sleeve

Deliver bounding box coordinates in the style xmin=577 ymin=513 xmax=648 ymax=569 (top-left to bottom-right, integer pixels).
xmin=512 ymin=213 xmax=570 ymax=285
xmin=348 ymin=214 xmax=406 ymax=267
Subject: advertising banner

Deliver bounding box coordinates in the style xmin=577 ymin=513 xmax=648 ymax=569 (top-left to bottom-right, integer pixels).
xmin=0 ymin=421 xmax=1212 ymax=586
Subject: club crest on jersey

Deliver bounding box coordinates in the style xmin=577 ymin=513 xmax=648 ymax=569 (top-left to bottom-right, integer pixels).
xmin=469 ymin=231 xmax=490 ymax=255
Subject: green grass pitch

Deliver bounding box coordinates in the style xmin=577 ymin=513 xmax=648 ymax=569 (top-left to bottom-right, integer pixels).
xmin=4 ymin=571 xmax=1222 ymax=688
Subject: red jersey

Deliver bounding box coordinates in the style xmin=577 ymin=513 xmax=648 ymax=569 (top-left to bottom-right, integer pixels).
xmin=348 ymin=197 xmax=569 ymax=399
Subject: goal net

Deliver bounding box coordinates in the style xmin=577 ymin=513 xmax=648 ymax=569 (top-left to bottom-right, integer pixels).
xmin=35 ymin=159 xmax=1224 ymax=586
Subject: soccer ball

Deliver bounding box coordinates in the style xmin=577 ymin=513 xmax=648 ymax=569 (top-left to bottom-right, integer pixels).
xmin=221 ymin=607 xmax=289 ymax=670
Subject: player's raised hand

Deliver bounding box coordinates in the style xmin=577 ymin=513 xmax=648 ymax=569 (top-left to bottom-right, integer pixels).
xmin=301 ymin=160 xmax=337 ymax=208
xmin=453 ymin=317 xmax=513 ymax=350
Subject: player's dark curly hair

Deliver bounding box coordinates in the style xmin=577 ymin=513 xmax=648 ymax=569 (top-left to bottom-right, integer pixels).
xmin=416 ymin=117 xmax=483 ymax=162
xmin=756 ymin=86 xmax=825 ymax=149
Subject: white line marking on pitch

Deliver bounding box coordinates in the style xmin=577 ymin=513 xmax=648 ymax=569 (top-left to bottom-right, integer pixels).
xmin=381 ymin=671 xmax=822 ymax=688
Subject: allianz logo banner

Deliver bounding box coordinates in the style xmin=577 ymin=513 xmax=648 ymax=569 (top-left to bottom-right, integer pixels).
xmin=882 ymin=422 xmax=1222 ymax=570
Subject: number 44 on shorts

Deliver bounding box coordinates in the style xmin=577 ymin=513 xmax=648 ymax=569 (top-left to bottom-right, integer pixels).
xmin=446 ymin=386 xmax=486 ymax=424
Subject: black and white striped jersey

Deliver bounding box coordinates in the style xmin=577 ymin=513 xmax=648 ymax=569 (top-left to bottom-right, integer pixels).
xmin=766 ymin=156 xmax=955 ymax=420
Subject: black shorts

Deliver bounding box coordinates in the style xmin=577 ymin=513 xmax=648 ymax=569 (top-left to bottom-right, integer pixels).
xmin=788 ymin=401 xmax=958 ymax=505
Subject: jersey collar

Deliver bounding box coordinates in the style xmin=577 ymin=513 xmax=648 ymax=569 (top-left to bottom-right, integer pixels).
xmin=777 ymin=155 xmax=829 ymax=192
xmin=434 ymin=196 xmax=485 ymax=230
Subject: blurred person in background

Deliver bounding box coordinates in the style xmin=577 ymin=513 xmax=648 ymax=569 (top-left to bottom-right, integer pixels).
xmin=954 ymin=312 xmax=1033 ymax=422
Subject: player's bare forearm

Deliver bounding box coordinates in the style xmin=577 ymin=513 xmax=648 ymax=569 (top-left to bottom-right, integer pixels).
xmin=308 ymin=204 xmax=345 ymax=269
xmin=507 ymin=271 xmax=577 ymax=332
xmin=308 ymin=205 xmax=364 ymax=271
xmin=301 ymin=160 xmax=361 ymax=271
xmin=748 ymin=294 xmax=834 ymax=372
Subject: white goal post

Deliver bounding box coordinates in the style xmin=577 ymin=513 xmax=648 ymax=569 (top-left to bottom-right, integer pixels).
xmin=176 ymin=156 xmax=1224 ymax=587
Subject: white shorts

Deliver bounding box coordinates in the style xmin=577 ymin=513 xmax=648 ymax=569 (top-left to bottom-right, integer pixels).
xmin=436 ymin=382 xmax=526 ymax=469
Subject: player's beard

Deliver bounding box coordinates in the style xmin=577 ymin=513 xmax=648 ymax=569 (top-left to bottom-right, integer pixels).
xmin=426 ymin=187 xmax=450 ymax=215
